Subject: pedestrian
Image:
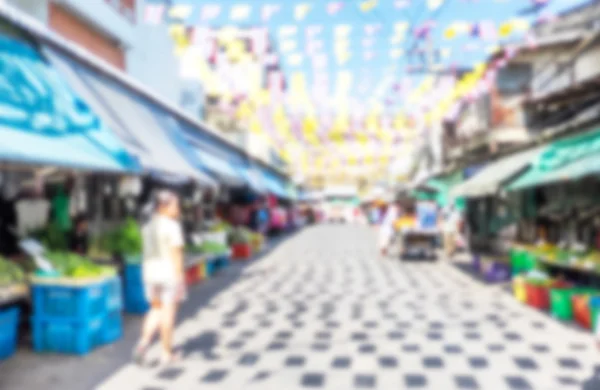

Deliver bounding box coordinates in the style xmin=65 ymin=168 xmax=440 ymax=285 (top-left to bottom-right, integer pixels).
xmin=443 ymin=205 xmax=461 ymax=259
xmin=133 ymin=190 xmax=186 ymax=365
xmin=378 ymin=201 xmax=399 ymax=256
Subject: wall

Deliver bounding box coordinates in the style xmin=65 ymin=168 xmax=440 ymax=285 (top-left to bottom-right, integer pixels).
xmin=49 ymin=3 xmax=126 ymax=70
xmin=50 ymin=0 xmax=136 ymax=47
xmin=6 ymin=0 xmax=49 ymax=22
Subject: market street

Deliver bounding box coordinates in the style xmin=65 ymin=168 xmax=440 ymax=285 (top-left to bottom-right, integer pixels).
xmin=3 ymin=225 xmax=600 ymax=390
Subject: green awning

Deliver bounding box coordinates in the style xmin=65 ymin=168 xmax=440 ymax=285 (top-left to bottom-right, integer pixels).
xmin=509 ymin=150 xmax=600 ymax=190
xmin=451 ymin=147 xmax=543 ymax=198
xmin=509 ymin=129 xmax=600 ymax=191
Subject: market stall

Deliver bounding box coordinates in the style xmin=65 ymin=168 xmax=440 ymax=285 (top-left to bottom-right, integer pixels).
xmin=497 ymin=128 xmax=600 ymax=333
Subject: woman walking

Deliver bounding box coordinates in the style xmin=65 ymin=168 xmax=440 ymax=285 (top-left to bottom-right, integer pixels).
xmin=378 ymin=201 xmax=399 ymax=256
xmin=133 ymin=190 xmax=186 ymax=365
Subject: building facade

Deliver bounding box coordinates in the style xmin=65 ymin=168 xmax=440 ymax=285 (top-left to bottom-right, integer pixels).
xmin=7 ymin=0 xmax=184 ymax=108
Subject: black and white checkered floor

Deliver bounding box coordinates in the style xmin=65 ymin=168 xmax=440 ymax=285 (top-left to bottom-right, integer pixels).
xmin=5 ymin=225 xmax=600 ymax=390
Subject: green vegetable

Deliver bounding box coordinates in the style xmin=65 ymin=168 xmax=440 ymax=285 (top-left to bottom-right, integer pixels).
xmin=96 ymin=218 xmax=142 ymax=257
xmin=230 ymin=227 xmax=251 ymax=245
xmin=0 ymin=257 xmax=26 ymax=285
xmin=28 ymin=222 xmax=68 ymax=252
xmin=211 ymin=221 xmax=232 ymax=233
xmin=43 ymin=251 xmax=116 ymax=279
xmin=187 ymin=241 xmax=229 ymax=255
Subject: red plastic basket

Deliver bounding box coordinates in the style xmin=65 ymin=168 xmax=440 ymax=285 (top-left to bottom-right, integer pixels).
xmin=525 ymin=283 xmax=550 ymax=310
xmin=525 ymin=280 xmax=569 ymax=310
xmin=572 ymin=294 xmax=592 ymax=329
xmin=184 ymin=266 xmax=200 ymax=286
xmin=232 ymin=243 xmax=252 ymax=260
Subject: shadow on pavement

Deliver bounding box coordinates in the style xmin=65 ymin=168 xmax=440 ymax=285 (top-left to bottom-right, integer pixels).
xmin=0 ymin=229 xmax=301 ymax=390
xmin=581 ymin=365 xmax=600 ymax=390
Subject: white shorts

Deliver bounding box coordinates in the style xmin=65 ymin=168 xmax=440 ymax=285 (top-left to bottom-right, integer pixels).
xmin=144 ymin=283 xmax=180 ymax=306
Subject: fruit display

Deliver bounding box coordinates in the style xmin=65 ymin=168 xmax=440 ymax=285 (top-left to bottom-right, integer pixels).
xmin=0 ymin=257 xmax=26 ymax=286
xmin=43 ymin=252 xmax=116 ymax=279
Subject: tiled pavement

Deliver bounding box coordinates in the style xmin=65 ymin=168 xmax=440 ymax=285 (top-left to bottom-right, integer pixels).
xmin=3 ymin=225 xmax=600 ymax=390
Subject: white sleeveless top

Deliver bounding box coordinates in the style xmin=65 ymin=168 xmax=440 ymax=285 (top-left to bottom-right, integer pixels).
xmin=142 ymin=215 xmax=184 ymax=285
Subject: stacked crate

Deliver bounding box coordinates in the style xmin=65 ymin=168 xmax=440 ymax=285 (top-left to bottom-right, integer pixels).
xmin=31 ymin=277 xmax=123 ymax=355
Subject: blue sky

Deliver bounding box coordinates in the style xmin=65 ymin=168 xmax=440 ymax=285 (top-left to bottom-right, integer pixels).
xmin=170 ymin=0 xmax=588 ymax=114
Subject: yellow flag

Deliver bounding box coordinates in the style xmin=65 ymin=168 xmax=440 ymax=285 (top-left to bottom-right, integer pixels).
xmin=249 ymin=116 xmax=262 ymax=134
xmin=359 ymin=0 xmax=378 ymax=12
xmin=443 ymin=26 xmax=457 ymax=40
xmin=499 ymin=22 xmax=513 ymax=38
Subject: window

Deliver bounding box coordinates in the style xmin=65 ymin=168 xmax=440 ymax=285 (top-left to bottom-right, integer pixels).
xmin=496 ymin=63 xmax=532 ymax=97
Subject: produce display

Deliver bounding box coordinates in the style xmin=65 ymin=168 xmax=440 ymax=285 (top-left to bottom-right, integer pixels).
xmin=516 ymin=242 xmax=600 ymax=273
xmin=211 ymin=221 xmax=232 ymax=233
xmin=42 ymin=252 xmax=116 ymax=279
xmin=230 ymin=226 xmax=252 ymax=245
xmin=97 ymin=218 xmax=142 ymax=263
xmin=0 ymin=257 xmax=25 ymax=286
xmin=29 ymin=223 xmax=68 ymax=252
xmin=187 ymin=241 xmax=229 ymax=255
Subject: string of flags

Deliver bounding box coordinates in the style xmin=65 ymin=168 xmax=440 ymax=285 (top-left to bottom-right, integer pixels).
xmin=148 ymin=0 xmax=563 ymax=177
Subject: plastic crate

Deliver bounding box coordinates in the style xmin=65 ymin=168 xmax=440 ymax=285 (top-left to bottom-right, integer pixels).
xmin=32 ymin=315 xmax=104 ymax=355
xmin=513 ymin=276 xmax=527 ymax=303
xmin=232 ymin=243 xmax=252 ymax=260
xmin=573 ymin=294 xmax=592 ymax=329
xmin=215 ymin=256 xmax=230 ymax=270
xmin=525 ymin=283 xmax=551 ymax=310
xmin=124 ymin=281 xmax=149 ymax=314
xmin=105 ymin=277 xmax=123 ymax=312
xmin=205 ymin=260 xmax=217 ymax=277
xmin=32 ymin=277 xmax=120 ymax=321
xmin=551 ymin=288 xmax=598 ymax=321
xmin=199 ymin=262 xmax=207 ymax=279
xmin=101 ymin=311 xmax=123 ymax=345
xmin=185 ymin=265 xmax=200 ymax=285
xmin=124 ymin=263 xmax=143 ymax=286
xmin=0 ymin=306 xmax=20 ymax=360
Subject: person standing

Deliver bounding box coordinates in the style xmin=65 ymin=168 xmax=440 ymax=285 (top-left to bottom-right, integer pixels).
xmin=133 ymin=190 xmax=186 ymax=365
xmin=378 ymin=201 xmax=399 ymax=256
xmin=443 ymin=205 xmax=461 ymax=260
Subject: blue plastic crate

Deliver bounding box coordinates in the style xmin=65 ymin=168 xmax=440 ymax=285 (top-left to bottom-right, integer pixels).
xmin=124 ymin=295 xmax=149 ymax=314
xmin=32 ymin=277 xmax=121 ymax=322
xmin=31 ymin=315 xmax=104 ymax=355
xmin=205 ymin=260 xmax=217 ymax=277
xmin=0 ymin=306 xmax=20 ymax=360
xmin=213 ymin=255 xmax=230 ymax=271
xmin=123 ymin=263 xmax=143 ymax=286
xmin=105 ymin=277 xmax=123 ymax=312
xmin=101 ymin=311 xmax=123 ymax=345
xmin=124 ymin=281 xmax=149 ymax=314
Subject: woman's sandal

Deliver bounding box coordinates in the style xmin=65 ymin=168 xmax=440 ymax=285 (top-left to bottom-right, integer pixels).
xmin=132 ymin=343 xmax=149 ymax=366
xmin=159 ymin=351 xmax=182 ymax=365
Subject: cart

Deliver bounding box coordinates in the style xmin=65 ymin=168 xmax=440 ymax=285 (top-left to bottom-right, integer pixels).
xmin=389 ymin=201 xmax=440 ymax=261
xmin=391 ymin=227 xmax=439 ymax=260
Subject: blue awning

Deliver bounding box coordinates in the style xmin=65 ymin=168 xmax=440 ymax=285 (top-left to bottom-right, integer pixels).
xmin=240 ymin=166 xmax=268 ymax=193
xmin=179 ymin=122 xmax=250 ymax=187
xmin=0 ymin=35 xmax=139 ymax=173
xmin=261 ymin=170 xmax=290 ymax=199
xmin=193 ymin=148 xmax=247 ymax=186
xmin=43 ymin=45 xmax=214 ymax=186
